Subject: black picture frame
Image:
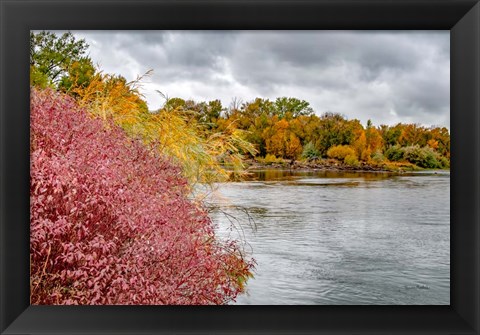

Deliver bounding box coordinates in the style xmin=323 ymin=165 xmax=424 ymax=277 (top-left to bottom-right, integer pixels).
xmin=1 ymin=0 xmax=479 ymax=334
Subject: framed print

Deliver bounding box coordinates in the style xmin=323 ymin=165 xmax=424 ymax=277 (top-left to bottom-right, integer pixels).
xmin=1 ymin=0 xmax=479 ymax=334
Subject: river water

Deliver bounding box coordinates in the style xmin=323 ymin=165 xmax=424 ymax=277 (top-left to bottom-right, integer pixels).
xmin=207 ymin=169 xmax=450 ymax=305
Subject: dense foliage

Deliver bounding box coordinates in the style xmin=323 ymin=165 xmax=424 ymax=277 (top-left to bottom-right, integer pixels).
xmin=30 ymin=31 xmax=93 ymax=88
xmin=30 ymin=89 xmax=254 ymax=304
xmin=215 ymin=101 xmax=450 ymax=169
xmin=29 ymin=30 xmax=450 ymax=305
xmin=30 ymin=31 xmax=450 ymax=172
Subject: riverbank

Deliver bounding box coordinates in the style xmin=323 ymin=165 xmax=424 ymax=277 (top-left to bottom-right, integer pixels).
xmin=244 ymin=158 xmax=424 ymax=173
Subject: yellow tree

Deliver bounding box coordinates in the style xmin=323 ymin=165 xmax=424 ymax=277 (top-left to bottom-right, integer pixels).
xmin=352 ymin=128 xmax=367 ymax=160
xmin=398 ymin=124 xmax=425 ymax=146
xmin=427 ymin=138 xmax=439 ymax=150
xmin=428 ymin=126 xmax=450 ymax=158
xmin=265 ymin=118 xmax=302 ymax=160
xmin=366 ymin=129 xmax=383 ymax=157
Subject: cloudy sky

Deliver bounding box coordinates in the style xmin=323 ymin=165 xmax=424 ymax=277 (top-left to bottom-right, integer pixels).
xmin=67 ymin=30 xmax=450 ymax=128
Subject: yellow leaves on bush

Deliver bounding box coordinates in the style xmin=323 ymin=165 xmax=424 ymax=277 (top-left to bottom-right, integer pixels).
xmin=73 ymin=72 xmax=256 ymax=185
xmin=262 ymin=154 xmax=282 ymax=165
xmin=207 ymin=125 xmax=257 ymax=181
xmin=150 ymin=109 xmax=256 ymax=185
xmin=326 ymin=145 xmax=357 ymax=161
xmin=360 ymin=148 xmax=372 ymax=162
xmin=344 ymin=154 xmax=359 ymax=167
xmin=73 ymin=71 xmax=149 ymax=130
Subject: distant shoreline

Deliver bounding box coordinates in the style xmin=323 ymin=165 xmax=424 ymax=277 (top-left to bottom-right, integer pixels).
xmin=243 ymin=159 xmax=448 ymax=174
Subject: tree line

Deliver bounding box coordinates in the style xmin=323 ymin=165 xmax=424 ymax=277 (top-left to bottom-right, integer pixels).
xmin=31 ymin=31 xmax=450 ymax=172
xmin=163 ymin=96 xmax=450 ymax=169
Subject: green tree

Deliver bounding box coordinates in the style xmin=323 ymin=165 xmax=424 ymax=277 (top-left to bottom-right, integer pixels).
xmin=30 ymin=66 xmax=51 ymax=89
xmin=30 ymin=31 xmax=90 ymax=86
xmin=58 ymin=57 xmax=96 ymax=94
xmin=315 ymin=113 xmax=355 ymax=156
xmin=301 ymin=141 xmax=320 ymax=160
xmin=379 ymin=123 xmax=403 ymax=147
xmin=273 ymin=97 xmax=314 ymax=119
xmin=164 ymin=97 xmax=187 ymax=111
xmin=198 ymin=100 xmax=224 ymax=129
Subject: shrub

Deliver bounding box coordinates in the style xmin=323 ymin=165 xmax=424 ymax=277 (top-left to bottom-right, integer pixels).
xmin=371 ymin=150 xmax=386 ymax=164
xmin=438 ymin=155 xmax=450 ymax=169
xmin=383 ymin=161 xmax=419 ymax=171
xmin=360 ymin=148 xmax=372 ymax=162
xmin=385 ymin=145 xmax=404 ymax=161
xmin=301 ymin=141 xmax=320 ymax=160
xmin=402 ymin=145 xmax=442 ymax=169
xmin=326 ymin=145 xmax=356 ymax=161
xmin=344 ymin=154 xmax=360 ymax=167
xmin=385 ymin=144 xmax=449 ymax=169
xmin=263 ymin=154 xmax=280 ymax=164
xmin=30 ymin=88 xmax=254 ymax=305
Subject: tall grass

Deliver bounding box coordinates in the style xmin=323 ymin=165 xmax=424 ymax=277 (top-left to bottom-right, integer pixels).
xmin=73 ymin=72 xmax=256 ymax=186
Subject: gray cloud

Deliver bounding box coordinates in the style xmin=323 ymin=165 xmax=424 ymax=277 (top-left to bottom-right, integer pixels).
xmin=67 ymin=30 xmax=450 ymax=128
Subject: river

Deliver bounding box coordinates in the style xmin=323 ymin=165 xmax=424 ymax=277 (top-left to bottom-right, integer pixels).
xmin=206 ymin=169 xmax=450 ymax=305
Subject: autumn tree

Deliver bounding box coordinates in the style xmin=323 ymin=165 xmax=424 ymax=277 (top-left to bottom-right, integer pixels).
xmin=363 ymin=119 xmax=384 ymax=161
xmin=351 ymin=127 xmax=367 ymax=159
xmin=221 ymin=98 xmax=274 ymax=157
xmin=315 ymin=113 xmax=356 ymax=156
xmin=264 ymin=118 xmax=302 ymax=160
xmin=427 ymin=126 xmax=450 ymax=158
xmin=398 ymin=123 xmax=425 ymax=147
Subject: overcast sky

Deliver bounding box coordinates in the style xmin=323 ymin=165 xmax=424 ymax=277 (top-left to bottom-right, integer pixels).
xmin=66 ymin=30 xmax=450 ymax=128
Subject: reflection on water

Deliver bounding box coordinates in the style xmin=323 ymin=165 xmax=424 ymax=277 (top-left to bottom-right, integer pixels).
xmin=247 ymin=169 xmax=395 ymax=182
xmin=208 ymin=169 xmax=450 ymax=305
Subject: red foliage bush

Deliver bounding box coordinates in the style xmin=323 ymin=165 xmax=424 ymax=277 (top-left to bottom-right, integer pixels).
xmin=30 ymin=88 xmax=254 ymax=305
